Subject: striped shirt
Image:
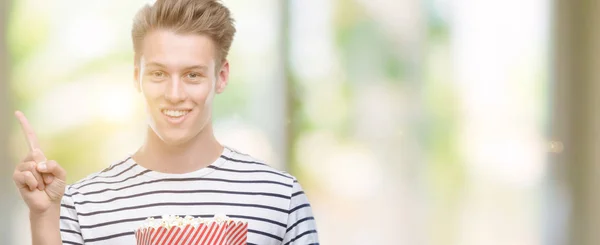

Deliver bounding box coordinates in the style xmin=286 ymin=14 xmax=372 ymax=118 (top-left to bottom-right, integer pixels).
xmin=59 ymin=147 xmax=319 ymax=245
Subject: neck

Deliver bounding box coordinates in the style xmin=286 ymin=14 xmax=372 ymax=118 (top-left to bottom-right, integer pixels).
xmin=133 ymin=123 xmax=223 ymax=174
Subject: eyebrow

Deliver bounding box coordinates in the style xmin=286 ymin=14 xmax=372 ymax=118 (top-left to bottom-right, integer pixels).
xmin=145 ymin=62 xmax=209 ymax=72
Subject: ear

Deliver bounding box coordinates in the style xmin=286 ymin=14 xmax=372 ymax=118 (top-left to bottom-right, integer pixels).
xmin=215 ymin=60 xmax=229 ymax=94
xmin=134 ymin=65 xmax=141 ymax=93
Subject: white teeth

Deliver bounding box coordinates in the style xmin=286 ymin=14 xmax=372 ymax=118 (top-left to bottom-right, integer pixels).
xmin=162 ymin=110 xmax=189 ymax=117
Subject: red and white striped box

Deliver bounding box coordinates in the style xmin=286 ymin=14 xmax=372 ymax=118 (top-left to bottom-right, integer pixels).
xmin=135 ymin=215 xmax=248 ymax=245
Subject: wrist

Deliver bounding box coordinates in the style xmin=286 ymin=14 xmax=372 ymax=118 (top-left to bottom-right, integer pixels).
xmin=29 ymin=203 xmax=62 ymax=245
xmin=29 ymin=203 xmax=61 ymax=221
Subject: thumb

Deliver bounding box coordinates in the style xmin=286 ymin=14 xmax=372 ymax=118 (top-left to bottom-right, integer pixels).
xmin=36 ymin=160 xmax=66 ymax=181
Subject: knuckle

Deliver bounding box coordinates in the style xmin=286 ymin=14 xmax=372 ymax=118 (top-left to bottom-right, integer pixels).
xmin=12 ymin=171 xmax=20 ymax=181
xmin=22 ymin=153 xmax=33 ymax=162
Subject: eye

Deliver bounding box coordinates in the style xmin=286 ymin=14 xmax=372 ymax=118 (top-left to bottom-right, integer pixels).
xmin=187 ymin=73 xmax=200 ymax=79
xmin=152 ymin=71 xmax=165 ymax=78
xmin=185 ymin=72 xmax=203 ymax=82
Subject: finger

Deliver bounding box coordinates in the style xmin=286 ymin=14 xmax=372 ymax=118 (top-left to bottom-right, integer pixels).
xmin=31 ymin=149 xmax=47 ymax=164
xmin=16 ymin=161 xmax=46 ymax=191
xmin=37 ymin=160 xmax=66 ymax=181
xmin=31 ymin=168 xmax=45 ymax=191
xmin=43 ymin=174 xmax=54 ymax=185
xmin=21 ymin=171 xmax=38 ymax=191
xmin=13 ymin=170 xmax=26 ymax=188
xmin=31 ymin=149 xmax=49 ymax=188
xmin=14 ymin=111 xmax=41 ymax=151
xmin=21 ymin=151 xmax=33 ymax=163
xmin=16 ymin=160 xmax=34 ymax=171
xmin=24 ymin=171 xmax=39 ymax=191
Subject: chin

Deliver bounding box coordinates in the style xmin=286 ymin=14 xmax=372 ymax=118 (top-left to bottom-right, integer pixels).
xmin=156 ymin=131 xmax=194 ymax=146
xmin=159 ymin=136 xmax=187 ymax=146
xmin=147 ymin=116 xmax=208 ymax=146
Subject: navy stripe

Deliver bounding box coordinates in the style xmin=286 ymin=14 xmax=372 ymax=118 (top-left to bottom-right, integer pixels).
xmin=85 ymin=227 xmax=284 ymax=243
xmin=102 ymin=157 xmax=131 ymax=173
xmin=249 ymin=229 xmax=283 ymax=241
xmin=77 ymin=202 xmax=288 ymax=217
xmin=74 ymin=169 xmax=151 ymax=189
xmin=69 ymin=174 xmax=102 ymax=190
xmin=101 ymin=161 xmax=137 ymax=178
xmin=284 ymin=230 xmax=318 ymax=245
xmin=60 ymin=216 xmax=78 ymax=223
xmin=84 ymin=231 xmax=133 ymax=243
xmin=100 ymin=163 xmax=137 ymax=178
xmin=292 ymin=191 xmax=304 ymax=197
xmin=63 ymin=241 xmax=83 ymax=245
xmin=74 ymin=189 xmax=289 ymax=205
xmin=286 ymin=217 xmax=315 ymax=232
xmin=61 ymin=204 xmax=75 ymax=210
xmin=208 ymin=165 xmax=291 ymax=179
xmin=79 ymin=214 xmax=286 ymax=229
xmin=71 ymin=157 xmax=131 ymax=188
xmin=289 ymin=203 xmax=310 ymax=214
xmin=76 ymin=177 xmax=292 ymax=196
xmin=80 ymin=216 xmax=146 ymax=229
xmin=60 ymin=229 xmax=81 ymax=236
xmin=221 ymin=155 xmax=267 ymax=165
xmin=229 ymin=214 xmax=287 ymax=228
xmin=65 ymin=186 xmax=75 ymax=197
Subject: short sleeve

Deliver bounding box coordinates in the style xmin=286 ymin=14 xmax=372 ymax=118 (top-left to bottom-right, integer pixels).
xmin=60 ymin=186 xmax=84 ymax=245
xmin=282 ymin=178 xmax=319 ymax=245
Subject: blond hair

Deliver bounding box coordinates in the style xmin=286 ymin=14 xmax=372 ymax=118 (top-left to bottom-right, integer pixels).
xmin=131 ymin=0 xmax=236 ymax=66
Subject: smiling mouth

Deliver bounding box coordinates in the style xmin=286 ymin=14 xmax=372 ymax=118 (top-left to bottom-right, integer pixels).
xmin=161 ymin=109 xmax=191 ymax=118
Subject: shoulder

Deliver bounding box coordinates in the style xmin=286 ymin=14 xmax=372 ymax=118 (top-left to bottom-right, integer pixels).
xmin=65 ymin=155 xmax=136 ymax=193
xmin=218 ymin=146 xmax=298 ymax=188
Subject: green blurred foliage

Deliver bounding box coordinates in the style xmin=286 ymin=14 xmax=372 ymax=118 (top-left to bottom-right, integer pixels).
xmin=44 ymin=123 xmax=124 ymax=183
xmin=6 ymin=2 xmax=49 ymax=67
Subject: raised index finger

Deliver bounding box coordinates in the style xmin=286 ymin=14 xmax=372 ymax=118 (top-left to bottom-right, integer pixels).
xmin=14 ymin=111 xmax=41 ymax=151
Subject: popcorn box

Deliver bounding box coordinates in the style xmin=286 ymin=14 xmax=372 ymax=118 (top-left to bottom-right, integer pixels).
xmin=135 ymin=215 xmax=248 ymax=245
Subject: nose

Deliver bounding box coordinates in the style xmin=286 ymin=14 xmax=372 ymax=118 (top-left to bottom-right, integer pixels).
xmin=164 ymin=77 xmax=187 ymax=103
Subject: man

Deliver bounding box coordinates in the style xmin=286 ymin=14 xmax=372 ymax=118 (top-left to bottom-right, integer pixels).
xmin=12 ymin=0 xmax=319 ymax=244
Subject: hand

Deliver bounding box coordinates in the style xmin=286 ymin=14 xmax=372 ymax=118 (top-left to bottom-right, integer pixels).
xmin=12 ymin=111 xmax=67 ymax=214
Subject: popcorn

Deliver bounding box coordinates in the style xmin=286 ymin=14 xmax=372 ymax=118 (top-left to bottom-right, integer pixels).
xmin=134 ymin=214 xmax=248 ymax=245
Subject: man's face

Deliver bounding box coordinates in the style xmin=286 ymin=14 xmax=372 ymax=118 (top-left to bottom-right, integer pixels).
xmin=135 ymin=30 xmax=228 ymax=146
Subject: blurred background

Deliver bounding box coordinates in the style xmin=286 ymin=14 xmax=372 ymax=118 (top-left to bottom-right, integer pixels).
xmin=1 ymin=0 xmax=597 ymax=244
